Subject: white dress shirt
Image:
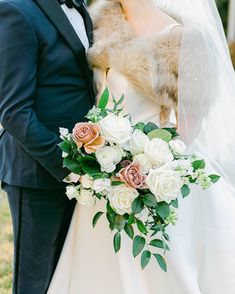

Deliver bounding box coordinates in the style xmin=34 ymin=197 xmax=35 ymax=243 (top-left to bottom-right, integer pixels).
xmin=61 ymin=4 xmax=89 ymax=52
xmin=61 ymin=4 xmax=89 ymax=183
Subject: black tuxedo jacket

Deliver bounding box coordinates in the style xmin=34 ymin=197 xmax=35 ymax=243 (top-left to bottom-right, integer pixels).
xmin=0 ymin=0 xmax=95 ymax=189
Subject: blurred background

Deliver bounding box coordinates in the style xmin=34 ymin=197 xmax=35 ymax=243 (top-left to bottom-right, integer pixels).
xmin=0 ymin=1 xmax=234 ymax=293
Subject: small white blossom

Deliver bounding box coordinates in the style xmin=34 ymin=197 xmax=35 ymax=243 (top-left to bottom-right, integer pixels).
xmin=173 ymin=159 xmax=193 ymax=176
xmin=59 ymin=127 xmax=69 ymax=139
xmin=169 ymin=139 xmax=187 ymax=155
xmin=92 ymin=178 xmax=111 ymax=194
xmin=77 ymin=189 xmax=96 ymax=207
xmin=62 ymin=151 xmax=68 ymax=158
xmin=66 ymin=185 xmax=80 ymax=200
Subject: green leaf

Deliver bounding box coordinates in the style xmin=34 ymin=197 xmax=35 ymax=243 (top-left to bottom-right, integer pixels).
xmin=58 ymin=141 xmax=71 ymax=153
xmin=113 ymin=232 xmax=121 ymax=253
xmin=115 ymin=215 xmax=126 ymax=232
xmin=106 ymin=201 xmax=116 ymax=215
xmin=136 ymin=219 xmax=148 ymax=235
xmin=171 ymin=199 xmax=178 ymax=208
xmin=106 ymin=212 xmax=115 ymax=231
xmin=192 ymin=159 xmax=205 ymax=170
xmin=63 ymin=157 xmax=81 ymax=174
xmin=92 ymin=212 xmax=104 ymax=228
xmin=163 ymin=232 xmax=170 ymax=241
xmin=156 ymin=202 xmax=170 ymax=219
xmin=134 ymin=122 xmax=145 ymax=132
xmin=132 ymin=197 xmax=144 ymax=214
xmin=80 ymin=156 xmax=101 ymax=176
xmin=163 ymin=127 xmax=179 ymax=139
xmin=128 ymin=214 xmax=135 ymax=225
xmin=209 ymin=174 xmax=221 ymax=183
xmin=153 ymin=254 xmax=167 ymax=272
xmin=124 ymin=223 xmax=134 ymax=239
xmin=111 ymin=181 xmax=124 ymax=186
xmin=141 ymin=250 xmax=151 ymax=269
xmin=132 ymin=235 xmax=146 ymax=258
xmin=147 ymin=129 xmax=172 ymax=142
xmin=144 ymin=122 xmax=159 ymax=134
xmin=98 ymin=87 xmax=109 ymax=110
xmin=181 ymin=184 xmax=190 ymax=198
xmin=143 ymin=194 xmax=157 ymax=207
xmin=117 ymin=94 xmax=125 ymax=105
xmin=149 ymin=239 xmax=170 ymax=250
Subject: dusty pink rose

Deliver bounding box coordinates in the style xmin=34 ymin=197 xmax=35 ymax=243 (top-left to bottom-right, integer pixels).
xmin=119 ymin=162 xmax=145 ymax=189
xmin=72 ymin=123 xmax=105 ymax=154
xmin=120 ymin=160 xmax=132 ymax=168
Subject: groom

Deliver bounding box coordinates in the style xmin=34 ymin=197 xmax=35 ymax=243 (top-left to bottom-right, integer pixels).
xmin=0 ymin=0 xmax=94 ymax=293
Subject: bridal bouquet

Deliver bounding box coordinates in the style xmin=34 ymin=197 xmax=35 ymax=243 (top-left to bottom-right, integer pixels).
xmin=59 ymin=89 xmax=220 ymax=271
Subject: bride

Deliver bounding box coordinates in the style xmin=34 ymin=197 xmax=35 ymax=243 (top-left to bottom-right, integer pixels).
xmin=48 ymin=0 xmax=235 ymax=293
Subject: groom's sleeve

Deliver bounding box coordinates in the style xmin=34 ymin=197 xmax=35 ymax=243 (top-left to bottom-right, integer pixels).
xmin=0 ymin=2 xmax=70 ymax=181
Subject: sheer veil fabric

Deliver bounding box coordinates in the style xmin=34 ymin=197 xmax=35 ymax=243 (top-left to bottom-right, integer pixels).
xmin=154 ymin=0 xmax=235 ymax=256
xmin=48 ymin=1 xmax=235 ymax=293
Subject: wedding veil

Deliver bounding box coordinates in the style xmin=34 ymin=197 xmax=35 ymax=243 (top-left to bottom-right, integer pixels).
xmin=153 ymin=0 xmax=235 ymax=256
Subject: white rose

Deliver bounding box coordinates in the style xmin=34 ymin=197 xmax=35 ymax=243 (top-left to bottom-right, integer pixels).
xmin=59 ymin=127 xmax=69 ymax=139
xmin=108 ymin=185 xmax=139 ymax=215
xmin=99 ymin=113 xmax=131 ymax=146
xmin=129 ymin=129 xmax=149 ymax=155
xmin=146 ymin=168 xmax=183 ymax=203
xmin=77 ymin=188 xmax=96 ymax=207
xmin=80 ymin=175 xmax=94 ymax=189
xmin=92 ymin=178 xmax=111 ymax=194
xmin=96 ymin=145 xmax=123 ymax=173
xmin=66 ymin=185 xmax=80 ymax=200
xmin=169 ymin=139 xmax=187 ymax=155
xmin=145 ymin=138 xmax=173 ymax=167
xmin=133 ymin=154 xmax=152 ymax=174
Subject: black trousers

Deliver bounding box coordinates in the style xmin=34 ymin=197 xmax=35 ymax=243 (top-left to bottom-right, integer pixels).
xmin=2 ymin=182 xmax=76 ymax=294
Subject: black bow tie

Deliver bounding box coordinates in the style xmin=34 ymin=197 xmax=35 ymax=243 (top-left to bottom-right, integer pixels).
xmin=58 ymin=0 xmax=84 ymax=9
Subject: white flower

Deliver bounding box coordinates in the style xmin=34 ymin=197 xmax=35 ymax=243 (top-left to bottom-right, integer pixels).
xmin=62 ymin=151 xmax=68 ymax=158
xmin=133 ymin=154 xmax=152 ymax=174
xmin=77 ymin=188 xmax=96 ymax=207
xmin=99 ymin=113 xmax=131 ymax=146
xmin=108 ymin=185 xmax=139 ymax=215
xmin=66 ymin=185 xmax=80 ymax=200
xmin=80 ymin=175 xmax=93 ymax=189
xmin=96 ymin=145 xmax=123 ymax=173
xmin=173 ymin=159 xmax=194 ymax=176
xmin=146 ymin=168 xmax=183 ymax=203
xmin=169 ymin=139 xmax=187 ymax=155
xmin=145 ymin=138 xmax=173 ymax=167
xmin=59 ymin=127 xmax=69 ymax=139
xmin=129 ymin=129 xmax=149 ymax=155
xmin=92 ymin=178 xmax=111 ymax=194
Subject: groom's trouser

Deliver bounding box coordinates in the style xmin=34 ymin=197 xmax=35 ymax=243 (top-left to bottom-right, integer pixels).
xmin=1 ymin=182 xmax=76 ymax=294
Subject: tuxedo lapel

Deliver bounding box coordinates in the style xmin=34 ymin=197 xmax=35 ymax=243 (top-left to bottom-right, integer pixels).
xmin=33 ymin=0 xmax=91 ymax=78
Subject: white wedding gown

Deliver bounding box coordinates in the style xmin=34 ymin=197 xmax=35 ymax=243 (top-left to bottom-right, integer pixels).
xmin=48 ymin=28 xmax=235 ymax=294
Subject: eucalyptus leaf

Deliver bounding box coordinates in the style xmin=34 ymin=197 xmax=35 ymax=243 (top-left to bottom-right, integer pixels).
xmin=136 ymin=219 xmax=148 ymax=235
xmin=149 ymin=239 xmax=170 ymax=250
xmin=153 ymin=254 xmax=167 ymax=272
xmin=124 ymin=223 xmax=134 ymax=239
xmin=113 ymin=232 xmax=121 ymax=253
xmin=128 ymin=214 xmax=135 ymax=225
xmin=92 ymin=212 xmax=104 ymax=228
xmin=156 ymin=202 xmax=170 ymax=219
xmin=144 ymin=122 xmax=159 ymax=134
xmin=147 ymin=129 xmax=172 ymax=142
xmin=141 ymin=250 xmax=151 ymax=269
xmin=181 ymin=184 xmax=190 ymax=198
xmin=143 ymin=194 xmax=157 ymax=207
xmin=171 ymin=199 xmax=178 ymax=208
xmin=133 ymin=235 xmax=146 ymax=258
xmin=192 ymin=159 xmax=205 ymax=170
xmin=132 ymin=197 xmax=144 ymax=214
xmin=209 ymin=174 xmax=221 ymax=183
xmin=115 ymin=215 xmax=126 ymax=232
